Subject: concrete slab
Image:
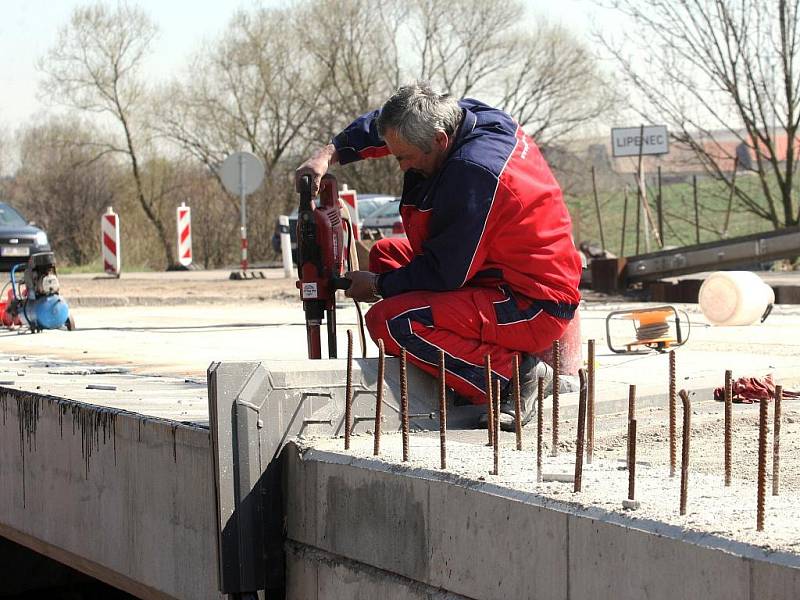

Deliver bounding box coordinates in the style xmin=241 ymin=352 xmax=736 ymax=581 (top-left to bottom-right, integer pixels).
xmin=0 ymin=387 xmax=220 ymax=599
xmin=284 ymin=442 xmax=800 ymax=600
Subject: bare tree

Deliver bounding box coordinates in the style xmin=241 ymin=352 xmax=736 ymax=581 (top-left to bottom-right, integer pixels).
xmin=499 ymin=22 xmax=617 ymax=146
xmin=159 ymin=7 xmax=321 ymax=182
xmin=39 ymin=1 xmax=175 ymax=266
xmin=13 ymin=117 xmax=117 ymax=265
xmin=410 ymin=0 xmax=523 ymax=99
xmin=600 ymin=0 xmax=800 ymax=229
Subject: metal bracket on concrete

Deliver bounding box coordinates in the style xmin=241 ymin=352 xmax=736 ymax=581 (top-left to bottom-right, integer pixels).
xmin=207 ymin=358 xmax=446 ymax=598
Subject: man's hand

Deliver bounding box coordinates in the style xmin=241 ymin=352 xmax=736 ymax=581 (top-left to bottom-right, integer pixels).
xmin=344 ymin=270 xmax=381 ymax=302
xmin=295 ymin=144 xmax=338 ymax=196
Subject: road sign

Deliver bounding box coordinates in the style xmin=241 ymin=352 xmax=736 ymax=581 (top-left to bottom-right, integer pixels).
xmin=611 ymin=126 xmax=669 ymax=157
xmin=219 ymin=152 xmax=265 ymax=196
xmin=219 ymin=152 xmax=265 ymax=272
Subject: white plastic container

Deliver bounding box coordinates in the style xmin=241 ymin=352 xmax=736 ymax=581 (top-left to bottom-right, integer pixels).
xmin=698 ymin=271 xmax=774 ymax=326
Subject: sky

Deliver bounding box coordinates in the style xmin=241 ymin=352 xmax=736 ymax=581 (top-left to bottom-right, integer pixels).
xmin=0 ymin=0 xmax=615 ymax=131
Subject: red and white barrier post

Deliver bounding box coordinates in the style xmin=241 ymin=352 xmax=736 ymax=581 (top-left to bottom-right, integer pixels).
xmin=176 ymin=202 xmax=192 ymax=267
xmin=101 ymin=206 xmax=121 ymax=277
xmin=339 ymin=184 xmax=360 ymax=241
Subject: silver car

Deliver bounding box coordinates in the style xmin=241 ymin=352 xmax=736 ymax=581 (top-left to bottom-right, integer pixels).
xmin=361 ymin=198 xmax=404 ymax=238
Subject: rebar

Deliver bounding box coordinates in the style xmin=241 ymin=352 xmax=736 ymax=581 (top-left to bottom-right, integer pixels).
xmin=628 ymin=419 xmax=637 ymax=501
xmin=574 ymin=369 xmax=587 ymax=493
xmin=628 ymin=384 xmax=636 ymax=424
xmin=484 ymin=354 xmax=494 ymax=447
xmin=493 ymin=379 xmax=501 ymax=475
xmin=757 ymin=395 xmax=768 ymax=531
xmin=400 ymin=347 xmax=409 ymax=462
xmin=373 ymin=340 xmax=385 ymax=456
xmin=345 ymin=330 xmax=353 ymax=451
xmin=724 ymin=369 xmax=732 ymax=486
xmin=669 ymin=351 xmax=677 ymax=478
xmin=439 ymin=349 xmax=447 ymax=470
xmin=679 ymin=389 xmax=691 ymax=516
xmin=551 ymin=340 xmax=560 ymax=457
xmin=587 ymin=339 xmax=596 ymax=464
xmin=513 ymin=354 xmax=522 ymax=451
xmin=773 ymin=384 xmax=782 ymax=496
xmin=537 ymin=375 xmax=544 ymax=483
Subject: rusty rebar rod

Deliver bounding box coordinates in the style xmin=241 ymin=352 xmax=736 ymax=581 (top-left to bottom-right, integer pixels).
xmin=513 ymin=354 xmax=522 ymax=451
xmin=574 ymin=369 xmax=587 ymax=493
xmin=493 ymin=379 xmax=501 ymax=475
xmin=400 ymin=347 xmax=409 ymax=462
xmin=628 ymin=419 xmax=637 ymax=501
xmin=537 ymin=375 xmax=544 ymax=483
xmin=345 ymin=330 xmax=353 ymax=451
xmin=439 ymin=349 xmax=447 ymax=470
xmin=669 ymin=351 xmax=677 ymax=478
xmin=587 ymin=339 xmax=596 ymax=464
xmin=679 ymin=389 xmax=691 ymax=516
xmin=773 ymin=384 xmax=782 ymax=496
xmin=628 ymin=384 xmax=636 ymax=424
xmin=551 ymin=340 xmax=560 ymax=457
xmin=757 ymin=395 xmax=768 ymax=531
xmin=724 ymin=369 xmax=732 ymax=486
xmin=484 ymin=354 xmax=494 ymax=447
xmin=373 ymin=340 xmax=385 ymax=456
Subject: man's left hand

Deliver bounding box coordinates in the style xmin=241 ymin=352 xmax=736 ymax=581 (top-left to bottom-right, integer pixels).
xmin=344 ymin=270 xmax=380 ymax=302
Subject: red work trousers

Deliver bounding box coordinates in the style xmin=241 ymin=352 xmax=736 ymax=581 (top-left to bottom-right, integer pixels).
xmin=366 ymin=238 xmax=569 ymax=404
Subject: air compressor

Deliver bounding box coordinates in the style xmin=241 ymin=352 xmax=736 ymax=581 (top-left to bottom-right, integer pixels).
xmin=1 ymin=252 xmax=74 ymax=332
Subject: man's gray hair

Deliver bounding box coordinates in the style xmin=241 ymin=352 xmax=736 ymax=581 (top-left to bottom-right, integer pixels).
xmin=376 ymin=82 xmax=462 ymax=152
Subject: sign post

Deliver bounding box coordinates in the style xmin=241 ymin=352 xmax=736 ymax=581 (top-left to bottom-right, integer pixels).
xmin=176 ymin=201 xmax=192 ymax=268
xmin=611 ymin=125 xmax=669 ymax=253
xmin=220 ymin=152 xmax=265 ymax=277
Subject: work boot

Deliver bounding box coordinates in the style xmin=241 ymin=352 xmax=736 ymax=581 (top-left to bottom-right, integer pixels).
xmin=477 ymin=355 xmax=554 ymax=431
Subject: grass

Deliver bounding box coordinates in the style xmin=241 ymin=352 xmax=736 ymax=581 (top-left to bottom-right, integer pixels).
xmin=567 ymin=173 xmax=796 ymax=256
xmin=57 ymin=259 xmax=156 ymax=274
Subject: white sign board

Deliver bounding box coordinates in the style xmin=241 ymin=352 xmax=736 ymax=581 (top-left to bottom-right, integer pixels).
xmin=611 ymin=126 xmax=669 ymax=157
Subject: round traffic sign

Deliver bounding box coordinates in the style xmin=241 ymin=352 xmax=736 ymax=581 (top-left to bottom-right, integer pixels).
xmin=219 ymin=152 xmax=265 ymax=196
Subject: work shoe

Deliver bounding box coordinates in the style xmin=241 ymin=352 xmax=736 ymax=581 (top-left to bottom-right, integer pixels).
xmin=477 ymin=355 xmax=554 ymax=431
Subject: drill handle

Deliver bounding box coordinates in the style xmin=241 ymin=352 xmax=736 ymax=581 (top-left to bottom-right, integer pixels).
xmin=332 ymin=276 xmax=351 ymax=290
xmin=299 ymin=174 xmax=314 ymax=211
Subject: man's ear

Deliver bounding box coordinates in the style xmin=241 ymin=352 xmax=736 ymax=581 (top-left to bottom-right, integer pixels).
xmin=433 ymin=130 xmax=449 ymax=151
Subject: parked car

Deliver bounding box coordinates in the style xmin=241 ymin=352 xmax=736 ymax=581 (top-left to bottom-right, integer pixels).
xmin=361 ymin=197 xmax=405 ymax=238
xmin=272 ymin=194 xmax=397 ymax=262
xmin=0 ymin=202 xmax=51 ymax=271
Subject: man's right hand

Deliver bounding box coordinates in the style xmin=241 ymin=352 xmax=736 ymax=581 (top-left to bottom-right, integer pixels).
xmin=295 ymin=144 xmax=338 ymax=195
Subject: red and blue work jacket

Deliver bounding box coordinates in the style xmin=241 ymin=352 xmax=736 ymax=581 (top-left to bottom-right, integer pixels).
xmin=332 ymin=99 xmax=582 ymax=318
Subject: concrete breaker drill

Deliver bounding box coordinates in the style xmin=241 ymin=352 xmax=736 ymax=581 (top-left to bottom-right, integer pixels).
xmin=296 ymin=174 xmax=352 ymax=359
